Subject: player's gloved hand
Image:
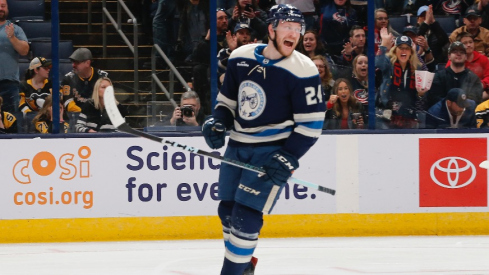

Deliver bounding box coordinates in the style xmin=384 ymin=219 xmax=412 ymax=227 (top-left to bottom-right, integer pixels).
xmin=202 ymin=116 xmax=226 ymax=149
xmin=262 ymin=149 xmax=299 ymax=186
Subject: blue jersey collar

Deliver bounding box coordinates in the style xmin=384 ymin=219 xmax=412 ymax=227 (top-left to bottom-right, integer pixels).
xmin=254 ymin=45 xmax=286 ymax=66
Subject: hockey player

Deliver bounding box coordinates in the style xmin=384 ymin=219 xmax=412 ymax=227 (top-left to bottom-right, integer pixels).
xmin=202 ymin=4 xmax=325 ymax=275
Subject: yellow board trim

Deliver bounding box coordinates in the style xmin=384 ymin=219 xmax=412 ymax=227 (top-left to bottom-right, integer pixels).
xmin=2 ymin=213 xmax=489 ymax=243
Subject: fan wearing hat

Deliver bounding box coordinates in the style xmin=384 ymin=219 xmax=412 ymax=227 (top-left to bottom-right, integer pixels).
xmin=416 ymin=5 xmax=450 ymax=65
xmin=376 ymin=27 xmax=426 ymax=129
xmin=402 ymin=24 xmax=435 ymax=70
xmin=217 ymin=22 xmax=254 ymax=84
xmin=426 ymin=88 xmax=476 ymax=128
xmin=60 ymin=48 xmax=108 ymax=113
xmin=449 ymin=6 xmax=489 ymax=57
xmin=446 ymin=31 xmax=489 ymax=97
xmin=426 ymin=41 xmax=484 ymax=109
xmin=19 ymin=57 xmax=53 ymax=117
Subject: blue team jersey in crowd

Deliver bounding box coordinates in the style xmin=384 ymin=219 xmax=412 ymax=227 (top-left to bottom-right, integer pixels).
xmin=215 ymin=44 xmax=326 ymax=159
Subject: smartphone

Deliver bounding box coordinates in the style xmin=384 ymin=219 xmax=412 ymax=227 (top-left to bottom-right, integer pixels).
xmin=244 ymin=4 xmax=253 ymax=12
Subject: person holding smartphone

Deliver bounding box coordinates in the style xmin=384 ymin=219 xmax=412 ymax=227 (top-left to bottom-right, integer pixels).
xmin=226 ymin=0 xmax=268 ymax=41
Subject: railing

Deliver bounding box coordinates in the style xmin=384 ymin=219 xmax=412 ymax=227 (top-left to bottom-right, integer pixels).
xmin=149 ymin=44 xmax=193 ymax=122
xmin=101 ymin=0 xmax=139 ymax=102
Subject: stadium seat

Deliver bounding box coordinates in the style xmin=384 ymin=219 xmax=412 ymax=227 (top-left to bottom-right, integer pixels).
xmin=436 ymin=63 xmax=447 ymax=71
xmin=7 ymin=0 xmax=45 ymax=21
xmin=436 ymin=16 xmax=457 ymax=36
xmin=18 ymin=21 xmax=53 ymax=42
xmin=59 ymin=59 xmax=73 ymax=77
xmin=30 ymin=40 xmax=74 ymax=60
xmin=389 ymin=15 xmax=417 ymax=35
xmin=18 ymin=59 xmax=30 ymax=81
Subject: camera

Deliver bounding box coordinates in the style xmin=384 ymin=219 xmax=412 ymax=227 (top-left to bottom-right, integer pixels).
xmin=244 ymin=3 xmax=253 ymax=12
xmin=180 ymin=105 xmax=194 ymax=117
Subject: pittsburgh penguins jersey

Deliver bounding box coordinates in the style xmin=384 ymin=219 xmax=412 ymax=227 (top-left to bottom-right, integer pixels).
xmin=61 ymin=67 xmax=108 ymax=112
xmin=476 ymin=99 xmax=489 ymax=128
xmin=19 ymin=79 xmax=52 ymax=115
xmin=215 ymin=44 xmax=325 ymax=159
xmin=35 ymin=118 xmax=70 ymax=134
xmin=0 ymin=111 xmax=18 ymax=134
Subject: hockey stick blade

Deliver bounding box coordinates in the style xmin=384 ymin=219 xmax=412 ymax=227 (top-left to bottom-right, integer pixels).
xmin=103 ymin=87 xmax=335 ymax=195
xmin=480 ymin=160 xmax=489 ymax=169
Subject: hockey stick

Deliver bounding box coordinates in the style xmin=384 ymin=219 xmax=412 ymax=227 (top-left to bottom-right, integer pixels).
xmin=104 ymin=87 xmax=335 ymax=195
xmin=480 ymin=161 xmax=489 ymax=169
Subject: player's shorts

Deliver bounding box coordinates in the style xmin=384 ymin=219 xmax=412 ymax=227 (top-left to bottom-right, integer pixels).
xmin=218 ymin=144 xmax=284 ymax=214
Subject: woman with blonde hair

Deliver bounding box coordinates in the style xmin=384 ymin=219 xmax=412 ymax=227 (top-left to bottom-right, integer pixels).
xmin=323 ymin=78 xmax=364 ymax=130
xmin=311 ymin=55 xmax=334 ymax=100
xmin=376 ymin=28 xmax=425 ymax=129
xmin=75 ymin=77 xmax=127 ymax=133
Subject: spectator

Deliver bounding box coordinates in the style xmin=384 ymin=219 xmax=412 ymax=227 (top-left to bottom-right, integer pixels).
xmin=152 ymin=0 xmax=179 ymax=63
xmin=311 ymin=55 xmax=334 ymax=100
xmin=340 ymin=25 xmax=367 ymax=66
xmin=227 ymin=0 xmax=268 ymax=41
xmin=187 ymin=8 xmax=230 ymax=115
xmin=61 ymin=48 xmax=108 ymax=113
xmin=218 ymin=23 xmax=255 ymax=85
xmin=319 ymin=0 xmax=358 ymax=57
xmin=376 ymin=30 xmax=425 ymax=129
xmin=178 ymin=0 xmax=210 ymax=62
xmin=351 ymin=54 xmax=369 ymax=122
xmin=476 ymin=95 xmax=489 ymax=128
xmin=276 ymin=0 xmax=318 ymax=30
xmin=0 ymin=95 xmax=18 ymax=133
xmin=416 ymin=5 xmax=450 ymax=66
xmin=425 ymin=88 xmax=476 ymax=128
xmin=32 ymin=95 xmax=70 ymax=134
xmin=374 ymin=8 xmax=399 ymax=54
xmin=449 ymin=7 xmax=489 ymax=56
xmin=402 ymin=25 xmax=434 ymax=71
xmin=19 ymin=57 xmax=53 ymax=117
xmin=297 ymin=30 xmax=327 ymax=59
xmin=426 ymin=41 xmax=484 ymax=108
xmin=323 ymin=78 xmax=364 ymax=129
xmin=0 ymin=0 xmax=29 ymax=114
xmin=75 ymin=77 xmax=127 ymax=133
xmin=447 ymin=32 xmax=489 ymax=97
xmin=168 ymin=90 xmax=204 ymax=126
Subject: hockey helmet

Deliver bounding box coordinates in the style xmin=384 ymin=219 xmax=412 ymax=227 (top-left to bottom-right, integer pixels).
xmin=267 ymin=4 xmax=305 ymax=35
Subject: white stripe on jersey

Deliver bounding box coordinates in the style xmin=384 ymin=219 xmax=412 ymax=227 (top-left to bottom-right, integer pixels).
xmin=294 ymin=112 xmax=327 ymax=122
xmin=233 ymin=120 xmax=294 ymax=133
xmin=229 ymin=131 xmax=291 ymax=143
xmin=215 ymin=93 xmax=237 ymax=117
xmin=295 ymin=125 xmax=323 ymax=138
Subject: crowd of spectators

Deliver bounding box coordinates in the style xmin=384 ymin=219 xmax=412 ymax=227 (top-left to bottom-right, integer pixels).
xmin=4 ymin=0 xmax=489 ymax=133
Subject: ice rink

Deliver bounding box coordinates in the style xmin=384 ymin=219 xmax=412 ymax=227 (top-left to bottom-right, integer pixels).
xmin=1 ymin=236 xmax=489 ymax=275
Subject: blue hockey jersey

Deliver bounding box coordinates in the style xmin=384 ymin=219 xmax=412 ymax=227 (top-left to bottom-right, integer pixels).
xmin=215 ymin=44 xmax=325 ymax=159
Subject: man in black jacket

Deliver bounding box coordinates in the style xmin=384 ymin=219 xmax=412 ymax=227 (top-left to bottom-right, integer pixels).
xmin=416 ymin=5 xmax=450 ymax=66
xmin=425 ymin=41 xmax=483 ymax=109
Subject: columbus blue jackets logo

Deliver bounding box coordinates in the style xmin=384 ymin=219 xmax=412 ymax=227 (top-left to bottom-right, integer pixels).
xmin=238 ymin=81 xmax=266 ymax=120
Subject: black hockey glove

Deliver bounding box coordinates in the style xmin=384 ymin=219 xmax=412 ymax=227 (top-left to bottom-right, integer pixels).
xmin=202 ymin=116 xmax=226 ymax=149
xmin=262 ymin=149 xmax=299 ymax=186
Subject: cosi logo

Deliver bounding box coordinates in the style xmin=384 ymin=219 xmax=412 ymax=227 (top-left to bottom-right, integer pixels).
xmin=12 ymin=146 xmax=91 ymax=184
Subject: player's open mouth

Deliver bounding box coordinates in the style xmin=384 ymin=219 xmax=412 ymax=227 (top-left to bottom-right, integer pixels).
xmin=284 ymin=40 xmax=294 ymax=47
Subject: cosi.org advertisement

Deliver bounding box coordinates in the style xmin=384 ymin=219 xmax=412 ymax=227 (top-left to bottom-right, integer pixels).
xmin=1 ymin=136 xmax=336 ymax=220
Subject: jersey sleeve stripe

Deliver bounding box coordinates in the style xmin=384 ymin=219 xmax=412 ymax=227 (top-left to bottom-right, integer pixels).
xmin=294 ymin=125 xmax=323 ymax=138
xmin=294 ymin=112 xmax=327 ymax=122
xmin=234 ymin=120 xmax=294 ymax=133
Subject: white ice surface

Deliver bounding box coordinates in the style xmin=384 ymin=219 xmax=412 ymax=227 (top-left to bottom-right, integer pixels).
xmin=1 ymin=236 xmax=489 ymax=275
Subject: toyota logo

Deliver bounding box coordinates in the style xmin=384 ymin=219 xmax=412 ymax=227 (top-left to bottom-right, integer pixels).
xmin=430 ymin=157 xmax=476 ymax=189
